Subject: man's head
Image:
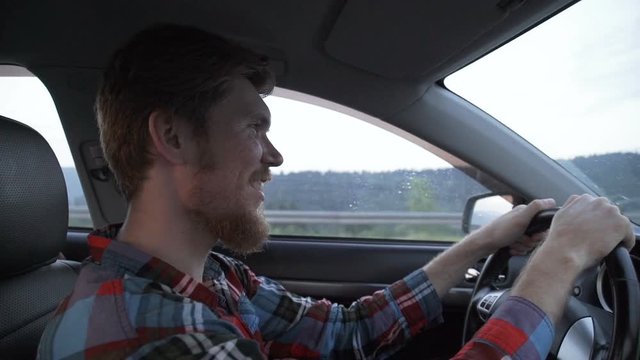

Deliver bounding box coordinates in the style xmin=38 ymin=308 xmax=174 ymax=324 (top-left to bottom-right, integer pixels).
xmin=97 ymin=24 xmax=283 ymax=254
xmin=97 ymin=23 xmax=275 ymax=199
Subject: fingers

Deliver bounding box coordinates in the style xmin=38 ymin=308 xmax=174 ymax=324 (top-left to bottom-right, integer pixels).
xmin=521 ymin=198 xmax=556 ymax=219
xmin=530 ymin=230 xmax=548 ymax=243
xmin=509 ymin=231 xmax=548 ymax=256
xmin=510 ymin=242 xmax=533 ymax=255
xmin=562 ymin=194 xmax=611 ymax=210
xmin=554 ymin=194 xmax=636 ymax=263
xmin=562 ymin=194 xmax=581 ymax=207
xmin=530 ymin=198 xmax=556 ymax=211
xmin=622 ymin=218 xmax=636 ymax=250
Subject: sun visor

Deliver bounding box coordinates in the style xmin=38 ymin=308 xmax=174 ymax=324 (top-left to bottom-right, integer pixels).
xmin=325 ymin=0 xmax=508 ymax=79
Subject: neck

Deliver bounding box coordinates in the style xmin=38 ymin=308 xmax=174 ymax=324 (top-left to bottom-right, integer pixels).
xmin=116 ymin=172 xmax=213 ymax=282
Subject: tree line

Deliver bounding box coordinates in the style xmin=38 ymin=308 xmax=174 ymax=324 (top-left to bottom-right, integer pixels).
xmin=63 ymin=152 xmax=640 ymax=240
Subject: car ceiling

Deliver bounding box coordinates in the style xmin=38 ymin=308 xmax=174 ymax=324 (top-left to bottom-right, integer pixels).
xmin=1 ymin=0 xmax=576 ymax=120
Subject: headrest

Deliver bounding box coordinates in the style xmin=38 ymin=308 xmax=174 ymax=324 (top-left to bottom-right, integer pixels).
xmin=0 ymin=115 xmax=68 ymax=277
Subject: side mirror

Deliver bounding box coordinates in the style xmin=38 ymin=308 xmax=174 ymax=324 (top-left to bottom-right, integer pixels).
xmin=462 ymin=193 xmax=514 ymax=234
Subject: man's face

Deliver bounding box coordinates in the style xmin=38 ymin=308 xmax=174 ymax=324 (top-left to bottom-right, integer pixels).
xmin=184 ymin=77 xmax=283 ymax=254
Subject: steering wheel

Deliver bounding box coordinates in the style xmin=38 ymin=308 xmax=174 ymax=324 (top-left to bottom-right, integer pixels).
xmin=462 ymin=209 xmax=640 ymax=359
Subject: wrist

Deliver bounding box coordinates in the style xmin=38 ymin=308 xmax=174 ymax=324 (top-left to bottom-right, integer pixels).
xmin=512 ymin=244 xmax=582 ymax=323
xmin=462 ymin=229 xmax=495 ymax=259
xmin=530 ymin=241 xmax=584 ymax=281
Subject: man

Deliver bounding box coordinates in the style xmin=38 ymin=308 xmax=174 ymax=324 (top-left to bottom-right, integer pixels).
xmin=38 ymin=24 xmax=635 ymax=359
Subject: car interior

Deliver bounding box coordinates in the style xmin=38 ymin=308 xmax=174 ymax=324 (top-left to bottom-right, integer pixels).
xmin=1 ymin=0 xmax=639 ymax=359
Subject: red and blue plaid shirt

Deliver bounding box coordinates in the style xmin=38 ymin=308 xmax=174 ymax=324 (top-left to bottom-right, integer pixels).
xmin=38 ymin=225 xmax=553 ymax=359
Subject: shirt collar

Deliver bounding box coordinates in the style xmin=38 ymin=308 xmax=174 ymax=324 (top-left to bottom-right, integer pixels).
xmin=87 ymin=225 xmax=259 ymax=340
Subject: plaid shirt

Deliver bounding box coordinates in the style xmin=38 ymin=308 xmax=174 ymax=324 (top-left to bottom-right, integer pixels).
xmin=38 ymin=225 xmax=553 ymax=359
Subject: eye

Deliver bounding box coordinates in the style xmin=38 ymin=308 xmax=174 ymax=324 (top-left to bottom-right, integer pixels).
xmin=248 ymin=123 xmax=261 ymax=135
xmin=247 ymin=116 xmax=269 ymax=135
xmin=248 ymin=120 xmax=268 ymax=133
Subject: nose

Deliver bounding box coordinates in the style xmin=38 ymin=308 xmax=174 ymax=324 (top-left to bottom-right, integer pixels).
xmin=262 ymin=136 xmax=283 ymax=167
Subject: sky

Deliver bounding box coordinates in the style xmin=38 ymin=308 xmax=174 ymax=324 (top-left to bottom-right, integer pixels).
xmin=0 ymin=0 xmax=638 ymax=174
xmin=446 ymin=0 xmax=640 ymax=160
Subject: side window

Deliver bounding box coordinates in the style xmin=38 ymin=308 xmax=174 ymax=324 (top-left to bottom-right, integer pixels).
xmin=263 ymin=89 xmax=499 ymax=242
xmin=0 ymin=66 xmax=92 ymax=228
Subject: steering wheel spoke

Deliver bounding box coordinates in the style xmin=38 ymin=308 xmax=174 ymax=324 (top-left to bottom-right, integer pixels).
xmin=550 ymin=295 xmax=614 ymax=359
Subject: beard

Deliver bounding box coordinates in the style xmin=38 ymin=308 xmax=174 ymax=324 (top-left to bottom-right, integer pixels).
xmin=195 ymin=205 xmax=269 ymax=256
xmin=187 ymin=169 xmax=270 ymax=256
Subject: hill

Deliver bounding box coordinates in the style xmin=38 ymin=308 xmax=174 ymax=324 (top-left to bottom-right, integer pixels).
xmin=61 ymin=152 xmax=640 ymax=213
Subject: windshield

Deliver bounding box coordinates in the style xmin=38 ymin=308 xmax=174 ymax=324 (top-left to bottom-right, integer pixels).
xmin=446 ymin=0 xmax=640 ymax=224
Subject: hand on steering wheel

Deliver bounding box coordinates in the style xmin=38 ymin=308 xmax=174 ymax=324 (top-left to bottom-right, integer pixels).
xmin=462 ymin=206 xmax=639 ymax=360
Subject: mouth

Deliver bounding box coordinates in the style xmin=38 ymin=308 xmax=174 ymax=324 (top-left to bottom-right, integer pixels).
xmin=251 ymin=180 xmax=266 ymax=201
xmin=250 ymin=171 xmax=271 ymax=202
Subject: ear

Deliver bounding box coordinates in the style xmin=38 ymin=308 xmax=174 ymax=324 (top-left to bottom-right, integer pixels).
xmin=148 ymin=110 xmax=189 ymax=165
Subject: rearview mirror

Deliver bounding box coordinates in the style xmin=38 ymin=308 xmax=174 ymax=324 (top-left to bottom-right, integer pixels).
xmin=462 ymin=193 xmax=513 ymax=234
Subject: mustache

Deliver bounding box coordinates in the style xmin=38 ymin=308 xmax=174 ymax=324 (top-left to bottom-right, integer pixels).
xmin=255 ymin=169 xmax=272 ymax=183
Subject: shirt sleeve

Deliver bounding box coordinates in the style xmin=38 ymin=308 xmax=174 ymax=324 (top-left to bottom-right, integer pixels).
xmin=452 ymin=296 xmax=554 ymax=360
xmin=241 ymin=265 xmax=444 ymax=359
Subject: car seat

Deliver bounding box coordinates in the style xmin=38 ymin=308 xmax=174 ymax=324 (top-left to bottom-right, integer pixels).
xmin=0 ymin=115 xmax=81 ymax=359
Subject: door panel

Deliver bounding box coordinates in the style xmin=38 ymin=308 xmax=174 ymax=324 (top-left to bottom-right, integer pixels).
xmin=230 ymin=237 xmax=472 ymax=306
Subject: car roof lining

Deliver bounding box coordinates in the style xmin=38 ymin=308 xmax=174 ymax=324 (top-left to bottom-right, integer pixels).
xmin=325 ymin=0 xmax=509 ymax=79
xmin=326 ymin=1 xmax=580 ymax=81
xmin=1 ymin=0 xmax=577 ymax=118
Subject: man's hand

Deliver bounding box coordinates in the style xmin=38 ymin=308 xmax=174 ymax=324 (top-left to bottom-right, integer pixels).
xmin=512 ymin=194 xmax=636 ymax=322
xmin=471 ymin=198 xmax=556 ymax=257
xmin=540 ymin=194 xmax=635 ymax=271
xmin=424 ymin=198 xmax=555 ymax=297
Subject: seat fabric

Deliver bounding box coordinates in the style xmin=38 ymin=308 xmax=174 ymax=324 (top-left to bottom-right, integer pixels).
xmin=0 ymin=115 xmax=81 ymax=359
